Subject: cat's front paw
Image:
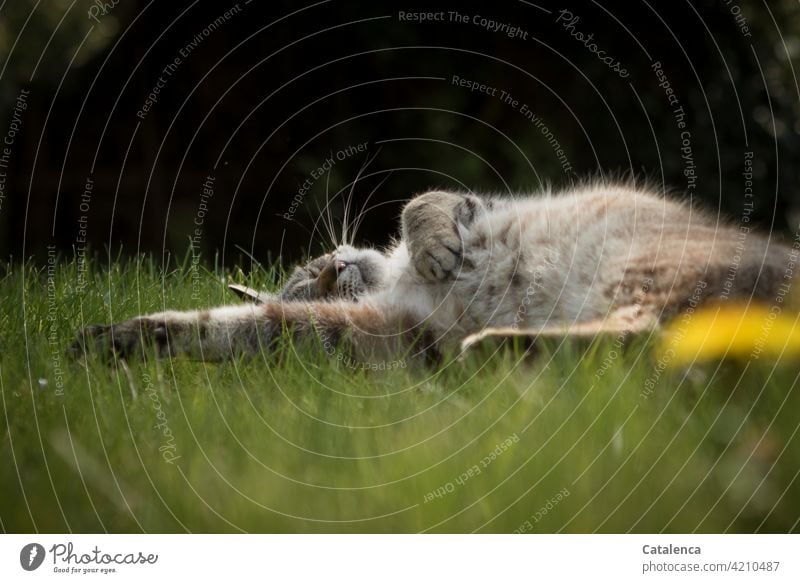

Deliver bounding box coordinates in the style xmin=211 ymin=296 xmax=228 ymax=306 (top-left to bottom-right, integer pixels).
xmin=68 ymin=319 xmax=170 ymax=360
xmin=411 ymin=231 xmax=463 ymax=281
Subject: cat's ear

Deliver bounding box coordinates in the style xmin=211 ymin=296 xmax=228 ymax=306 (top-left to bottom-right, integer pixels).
xmin=228 ymin=284 xmax=272 ymax=304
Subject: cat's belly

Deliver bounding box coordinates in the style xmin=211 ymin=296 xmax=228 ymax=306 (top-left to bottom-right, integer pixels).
xmin=455 ymin=207 xmax=619 ymax=329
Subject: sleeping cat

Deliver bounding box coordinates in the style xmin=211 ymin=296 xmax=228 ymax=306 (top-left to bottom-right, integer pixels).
xmin=70 ymin=184 xmax=794 ymax=363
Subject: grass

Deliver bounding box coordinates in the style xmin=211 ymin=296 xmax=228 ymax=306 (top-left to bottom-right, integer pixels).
xmin=1 ymin=254 xmax=799 ymax=533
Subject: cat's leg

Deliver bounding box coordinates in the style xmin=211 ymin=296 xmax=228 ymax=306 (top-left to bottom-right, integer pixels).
xmin=70 ymin=301 xmax=439 ymax=364
xmin=461 ymin=304 xmax=661 ymax=351
xmin=401 ymin=190 xmax=484 ymax=281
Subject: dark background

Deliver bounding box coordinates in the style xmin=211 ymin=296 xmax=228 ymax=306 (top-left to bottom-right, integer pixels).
xmin=1 ymin=0 xmax=799 ymax=271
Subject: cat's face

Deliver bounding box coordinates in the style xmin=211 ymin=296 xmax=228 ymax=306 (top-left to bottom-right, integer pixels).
xmin=280 ymin=245 xmax=387 ymax=301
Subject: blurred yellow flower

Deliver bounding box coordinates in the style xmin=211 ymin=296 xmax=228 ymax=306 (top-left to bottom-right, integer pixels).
xmin=659 ymin=302 xmax=800 ymax=365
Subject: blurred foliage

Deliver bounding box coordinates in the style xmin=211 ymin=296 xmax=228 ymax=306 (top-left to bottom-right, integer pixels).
xmin=1 ymin=0 xmax=800 ymax=266
xmin=0 ymin=0 xmax=122 ymax=108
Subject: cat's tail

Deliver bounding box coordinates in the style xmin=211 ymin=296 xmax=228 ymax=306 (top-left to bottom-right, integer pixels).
xmin=698 ymin=233 xmax=799 ymax=309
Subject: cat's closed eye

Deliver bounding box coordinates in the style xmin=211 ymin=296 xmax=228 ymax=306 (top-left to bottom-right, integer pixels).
xmin=277 ymin=246 xmax=387 ymax=302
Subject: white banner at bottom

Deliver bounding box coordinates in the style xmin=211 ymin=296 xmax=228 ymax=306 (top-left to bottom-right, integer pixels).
xmin=0 ymin=534 xmax=797 ymax=582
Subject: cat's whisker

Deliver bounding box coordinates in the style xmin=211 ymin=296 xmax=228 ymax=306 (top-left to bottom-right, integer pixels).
xmin=342 ymin=171 xmax=358 ymax=247
xmin=351 ymin=168 xmax=393 ymax=245
xmin=322 ymin=167 xmax=339 ymax=248
xmin=342 ymin=147 xmax=381 ymax=247
xmin=313 ymin=199 xmax=337 ymax=252
xmin=342 ymin=178 xmax=352 ymax=247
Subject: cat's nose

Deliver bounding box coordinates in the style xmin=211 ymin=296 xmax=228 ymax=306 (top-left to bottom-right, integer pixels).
xmin=319 ymin=260 xmax=347 ymax=295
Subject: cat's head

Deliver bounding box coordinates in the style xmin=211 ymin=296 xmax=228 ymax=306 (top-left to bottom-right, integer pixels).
xmin=279 ymin=244 xmax=388 ymax=301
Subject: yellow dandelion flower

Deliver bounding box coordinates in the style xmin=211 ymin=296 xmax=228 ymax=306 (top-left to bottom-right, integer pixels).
xmin=658 ymin=302 xmax=800 ymax=365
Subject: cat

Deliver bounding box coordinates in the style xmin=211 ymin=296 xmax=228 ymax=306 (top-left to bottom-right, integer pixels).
xmin=70 ymin=183 xmax=795 ymax=364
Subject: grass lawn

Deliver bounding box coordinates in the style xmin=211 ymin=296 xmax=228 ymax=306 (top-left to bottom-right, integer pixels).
xmin=1 ymin=254 xmax=799 ymax=533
